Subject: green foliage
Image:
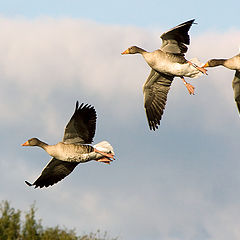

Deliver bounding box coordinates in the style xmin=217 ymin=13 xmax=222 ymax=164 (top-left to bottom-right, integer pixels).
xmin=0 ymin=201 xmax=21 ymax=240
xmin=22 ymin=203 xmax=42 ymax=240
xmin=79 ymin=230 xmax=118 ymax=240
xmin=0 ymin=201 xmax=117 ymax=240
xmin=41 ymin=226 xmax=78 ymax=240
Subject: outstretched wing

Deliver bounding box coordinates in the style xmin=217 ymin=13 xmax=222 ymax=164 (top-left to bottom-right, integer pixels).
xmin=63 ymin=101 xmax=97 ymax=144
xmin=160 ymin=19 xmax=195 ymax=54
xmin=25 ymin=158 xmax=79 ymax=188
xmin=143 ymin=69 xmax=174 ymax=130
xmin=232 ymin=70 xmax=240 ymax=114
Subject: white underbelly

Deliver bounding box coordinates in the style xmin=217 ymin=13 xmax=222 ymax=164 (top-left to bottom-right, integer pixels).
xmin=152 ymin=62 xmax=202 ymax=78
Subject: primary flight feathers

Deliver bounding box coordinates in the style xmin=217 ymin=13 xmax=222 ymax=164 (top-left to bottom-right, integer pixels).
xmin=122 ymin=19 xmax=207 ymax=130
xmin=22 ymin=101 xmax=115 ymax=188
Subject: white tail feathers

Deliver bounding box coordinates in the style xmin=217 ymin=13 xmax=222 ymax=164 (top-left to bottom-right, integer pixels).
xmin=94 ymin=141 xmax=115 ymax=155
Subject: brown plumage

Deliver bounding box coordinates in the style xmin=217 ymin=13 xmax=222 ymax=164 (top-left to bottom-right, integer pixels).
xmin=122 ymin=19 xmax=206 ymax=130
xmin=22 ymin=102 xmax=115 ymax=188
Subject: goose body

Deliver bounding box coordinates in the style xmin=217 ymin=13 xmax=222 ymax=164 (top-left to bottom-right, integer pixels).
xmin=43 ymin=142 xmax=92 ymax=162
xmin=43 ymin=141 xmax=112 ymax=162
xmin=203 ymin=54 xmax=240 ymax=114
xmin=142 ymin=50 xmax=202 ymax=78
xmin=122 ymin=19 xmax=206 ymax=130
xmin=22 ymin=102 xmax=115 ymax=188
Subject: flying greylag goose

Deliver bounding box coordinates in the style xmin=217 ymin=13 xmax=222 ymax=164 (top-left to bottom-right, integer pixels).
xmin=203 ymin=54 xmax=240 ymax=114
xmin=122 ymin=19 xmax=207 ymax=130
xmin=22 ymin=101 xmax=115 ymax=188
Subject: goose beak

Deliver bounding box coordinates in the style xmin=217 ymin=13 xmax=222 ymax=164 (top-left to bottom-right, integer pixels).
xmin=22 ymin=141 xmax=29 ymax=146
xmin=121 ymin=49 xmax=129 ymax=55
xmin=202 ymin=62 xmax=209 ymax=68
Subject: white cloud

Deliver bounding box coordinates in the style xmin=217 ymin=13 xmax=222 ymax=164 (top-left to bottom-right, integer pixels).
xmin=0 ymin=17 xmax=240 ymax=240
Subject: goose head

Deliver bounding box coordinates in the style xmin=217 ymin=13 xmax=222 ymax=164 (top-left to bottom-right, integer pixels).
xmin=203 ymin=59 xmax=226 ymax=68
xmin=121 ymin=46 xmax=146 ymax=55
xmin=22 ymin=138 xmax=45 ymax=147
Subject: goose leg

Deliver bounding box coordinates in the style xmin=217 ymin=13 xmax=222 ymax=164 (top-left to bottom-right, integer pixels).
xmin=181 ymin=77 xmax=195 ymax=95
xmin=187 ymin=61 xmax=207 ymax=75
xmin=94 ymin=149 xmax=115 ymax=160
xmin=97 ymin=157 xmax=113 ymax=164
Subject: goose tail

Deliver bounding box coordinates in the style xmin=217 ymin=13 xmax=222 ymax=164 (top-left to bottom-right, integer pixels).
xmin=94 ymin=141 xmax=115 ymax=164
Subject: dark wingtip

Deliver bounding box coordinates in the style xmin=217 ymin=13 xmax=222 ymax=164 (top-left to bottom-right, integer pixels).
xmin=76 ymin=101 xmax=79 ymax=110
xmin=25 ymin=180 xmax=33 ymax=187
xmin=181 ymin=19 xmax=196 ymax=27
xmin=193 ymin=20 xmax=198 ymax=25
xmin=189 ymin=19 xmax=195 ymax=23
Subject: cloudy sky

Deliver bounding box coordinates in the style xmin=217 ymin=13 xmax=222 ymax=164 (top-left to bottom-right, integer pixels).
xmin=0 ymin=1 xmax=240 ymax=240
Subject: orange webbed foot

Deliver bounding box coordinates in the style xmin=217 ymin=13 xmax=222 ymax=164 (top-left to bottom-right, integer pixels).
xmin=181 ymin=77 xmax=195 ymax=95
xmin=185 ymin=82 xmax=195 ymax=95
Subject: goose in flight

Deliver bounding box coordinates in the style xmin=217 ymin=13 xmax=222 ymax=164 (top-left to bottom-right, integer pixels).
xmin=122 ymin=19 xmax=207 ymax=130
xmin=22 ymin=101 xmax=115 ymax=188
xmin=203 ymin=54 xmax=240 ymax=114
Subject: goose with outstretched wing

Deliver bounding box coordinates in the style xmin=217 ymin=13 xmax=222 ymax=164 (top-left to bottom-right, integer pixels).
xmin=122 ymin=19 xmax=207 ymax=130
xmin=22 ymin=101 xmax=115 ymax=188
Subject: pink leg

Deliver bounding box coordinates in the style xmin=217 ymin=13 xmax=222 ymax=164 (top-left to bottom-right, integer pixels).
xmin=94 ymin=148 xmax=115 ymax=160
xmin=97 ymin=158 xmax=113 ymax=164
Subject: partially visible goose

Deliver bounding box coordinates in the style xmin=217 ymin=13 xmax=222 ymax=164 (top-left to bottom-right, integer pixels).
xmin=122 ymin=19 xmax=207 ymax=130
xmin=203 ymin=54 xmax=240 ymax=114
xmin=22 ymin=101 xmax=115 ymax=188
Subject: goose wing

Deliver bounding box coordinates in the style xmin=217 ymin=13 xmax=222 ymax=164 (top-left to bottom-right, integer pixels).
xmin=63 ymin=101 xmax=97 ymax=144
xmin=232 ymin=70 xmax=240 ymax=114
xmin=160 ymin=19 xmax=195 ymax=54
xmin=143 ymin=69 xmax=174 ymax=130
xmin=25 ymin=158 xmax=79 ymax=188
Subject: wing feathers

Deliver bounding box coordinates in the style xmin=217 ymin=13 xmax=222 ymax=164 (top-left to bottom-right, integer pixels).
xmin=143 ymin=70 xmax=174 ymax=130
xmin=232 ymin=70 xmax=240 ymax=114
xmin=63 ymin=101 xmax=97 ymax=144
xmin=160 ymin=19 xmax=195 ymax=54
xmin=26 ymin=158 xmax=79 ymax=188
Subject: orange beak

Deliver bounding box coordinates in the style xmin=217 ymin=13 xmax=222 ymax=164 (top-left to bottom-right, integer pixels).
xmin=121 ymin=49 xmax=129 ymax=55
xmin=202 ymin=62 xmax=209 ymax=68
xmin=21 ymin=141 xmax=29 ymax=146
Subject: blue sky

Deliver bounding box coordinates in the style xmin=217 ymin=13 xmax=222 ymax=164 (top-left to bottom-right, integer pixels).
xmin=0 ymin=1 xmax=240 ymax=240
xmin=0 ymin=0 xmax=239 ymax=31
